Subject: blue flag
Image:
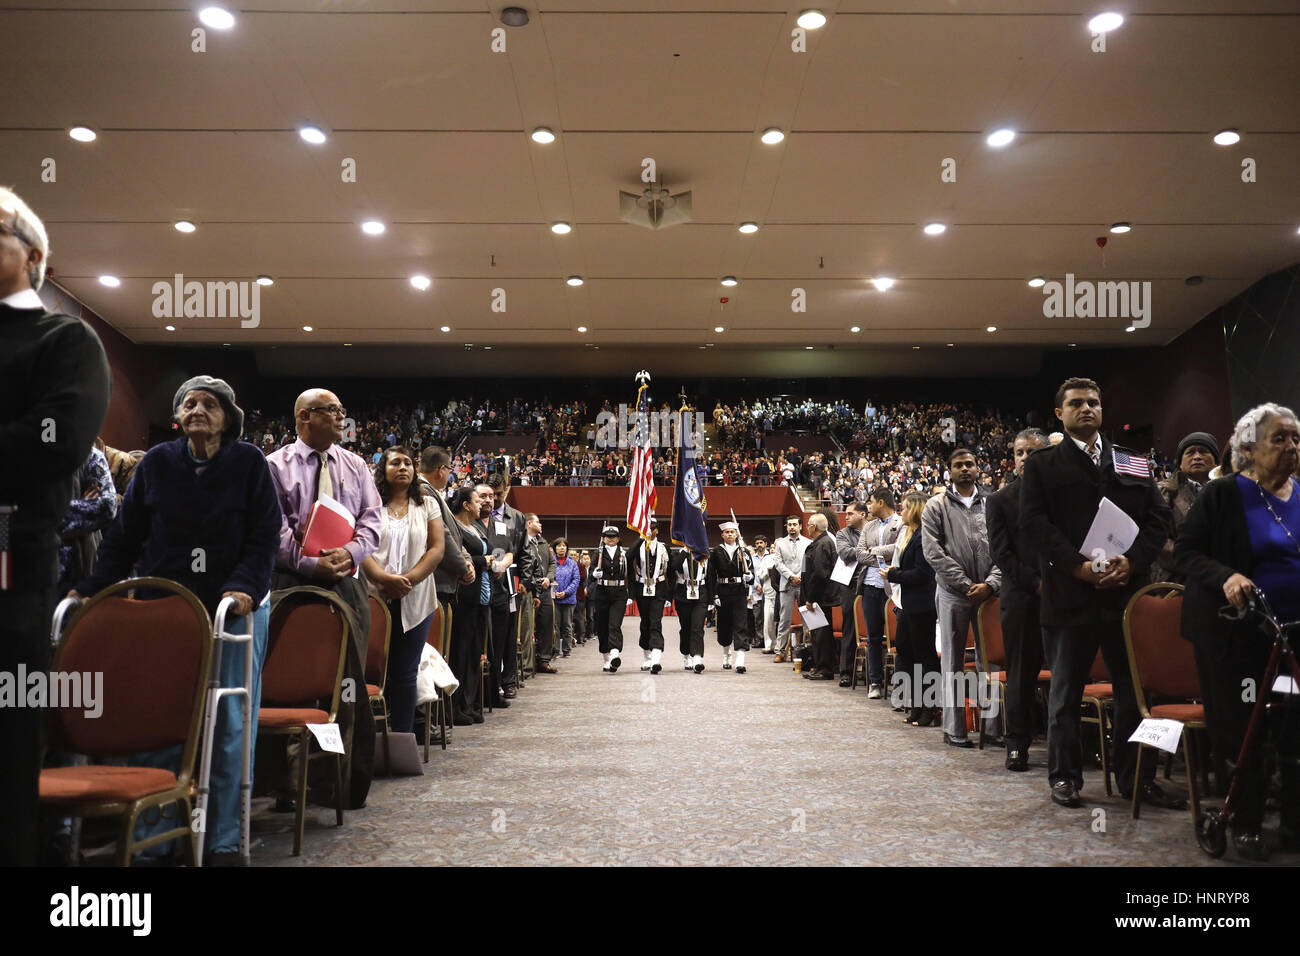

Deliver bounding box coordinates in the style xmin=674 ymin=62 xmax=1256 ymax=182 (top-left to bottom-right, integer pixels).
xmin=670 ymin=407 xmax=709 ymax=557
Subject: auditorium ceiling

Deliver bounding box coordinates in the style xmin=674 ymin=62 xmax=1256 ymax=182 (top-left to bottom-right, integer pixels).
xmin=2 ymin=0 xmax=1298 ymax=375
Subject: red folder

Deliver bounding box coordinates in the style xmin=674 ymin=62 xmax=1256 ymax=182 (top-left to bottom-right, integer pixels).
xmin=302 ymin=494 xmax=356 ymax=557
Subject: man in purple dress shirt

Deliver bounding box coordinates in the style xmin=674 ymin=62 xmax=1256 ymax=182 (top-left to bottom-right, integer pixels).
xmin=266 ymin=387 xmax=382 ymax=809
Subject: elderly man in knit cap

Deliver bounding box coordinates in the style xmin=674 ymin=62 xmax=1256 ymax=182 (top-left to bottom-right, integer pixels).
xmin=1150 ymin=431 xmax=1220 ymax=584
xmin=73 ymin=374 xmax=282 ymax=863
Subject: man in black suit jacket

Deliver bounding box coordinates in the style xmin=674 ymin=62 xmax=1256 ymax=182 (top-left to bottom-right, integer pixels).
xmin=987 ymin=428 xmax=1047 ymax=772
xmin=1020 ymin=378 xmax=1174 ymax=808
xmin=0 ymin=189 xmax=111 ymax=865
xmin=799 ymin=513 xmax=839 ymax=680
xmin=490 ymin=475 xmax=534 ymax=680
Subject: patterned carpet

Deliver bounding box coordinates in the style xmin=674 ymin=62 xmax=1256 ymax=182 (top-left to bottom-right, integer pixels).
xmin=250 ymin=618 xmax=1261 ymax=867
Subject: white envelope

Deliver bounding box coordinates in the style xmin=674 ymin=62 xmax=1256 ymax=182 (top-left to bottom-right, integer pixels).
xmin=1080 ymin=496 xmax=1139 ymax=564
xmin=800 ymin=602 xmax=829 ymax=629
xmin=830 ymin=557 xmax=855 ymax=586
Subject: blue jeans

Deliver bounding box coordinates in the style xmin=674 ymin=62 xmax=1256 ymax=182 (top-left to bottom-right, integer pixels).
xmin=385 ymin=599 xmax=433 ymax=735
xmin=133 ymin=602 xmax=270 ymax=858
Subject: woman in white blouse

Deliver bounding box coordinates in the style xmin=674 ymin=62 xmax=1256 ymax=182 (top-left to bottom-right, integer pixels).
xmin=362 ymin=446 xmax=445 ymax=735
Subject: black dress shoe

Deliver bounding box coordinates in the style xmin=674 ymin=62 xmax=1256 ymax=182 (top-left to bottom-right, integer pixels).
xmin=651 ymin=663 xmax=662 ymax=674
xmin=806 ymin=670 xmax=833 ymax=681
xmin=984 ymin=735 xmax=1006 ymax=748
xmin=503 ymin=687 xmax=518 ymax=699
xmin=736 ymin=665 xmax=746 ymax=674
xmin=453 ymin=713 xmax=474 ymax=726
xmin=1124 ymin=782 xmax=1188 ymax=811
xmin=1051 ymin=780 xmax=1082 ymax=807
xmin=608 ymin=656 xmax=621 ymax=672
xmin=273 ymin=796 xmax=296 ymax=813
xmin=493 ymin=697 xmax=511 ymax=708
xmin=1233 ymin=832 xmax=1269 ymax=861
xmin=471 ymin=712 xmax=485 ymax=724
xmin=944 ymin=733 xmax=974 ymax=749
xmin=838 ymin=678 xmax=852 ymax=687
xmin=1005 ymin=750 xmax=1029 ymax=772
xmin=914 ymin=708 xmax=938 ymax=728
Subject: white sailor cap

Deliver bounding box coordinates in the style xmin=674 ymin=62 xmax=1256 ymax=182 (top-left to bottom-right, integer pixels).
xmin=719 ymin=520 xmax=738 ymax=531
xmin=601 ymin=524 xmax=621 ymax=537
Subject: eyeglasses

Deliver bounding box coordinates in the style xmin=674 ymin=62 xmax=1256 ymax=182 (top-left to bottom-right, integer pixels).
xmin=306 ymin=404 xmax=347 ymax=418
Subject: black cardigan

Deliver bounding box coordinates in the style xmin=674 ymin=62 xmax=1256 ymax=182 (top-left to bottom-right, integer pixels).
xmin=888 ymin=528 xmax=936 ymax=616
xmin=1174 ymin=475 xmax=1261 ymax=646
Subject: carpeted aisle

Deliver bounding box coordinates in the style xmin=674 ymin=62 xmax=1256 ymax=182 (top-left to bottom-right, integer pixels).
xmin=252 ymin=617 xmax=1238 ymax=866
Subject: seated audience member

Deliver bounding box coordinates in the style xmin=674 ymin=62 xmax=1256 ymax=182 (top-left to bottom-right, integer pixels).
xmin=73 ymin=376 xmax=280 ymax=865
xmin=882 ymin=492 xmax=941 ymax=726
xmin=361 ymin=446 xmax=445 ymax=736
xmin=265 ymin=388 xmax=381 ymax=809
xmin=1150 ymin=431 xmax=1219 ymax=583
xmin=1176 ymin=403 xmax=1300 ymax=861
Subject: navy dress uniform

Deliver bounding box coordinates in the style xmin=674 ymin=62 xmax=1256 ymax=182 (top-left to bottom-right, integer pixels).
xmin=590 ymin=523 xmax=630 ymax=672
xmin=629 ymin=517 xmax=671 ymax=674
xmin=707 ymin=521 xmax=754 ymax=673
xmin=670 ymin=546 xmax=711 ymax=672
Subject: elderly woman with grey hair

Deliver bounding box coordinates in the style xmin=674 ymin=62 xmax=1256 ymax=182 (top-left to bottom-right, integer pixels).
xmin=73 ymin=375 xmax=282 ymax=865
xmin=1176 ymin=402 xmax=1300 ymax=861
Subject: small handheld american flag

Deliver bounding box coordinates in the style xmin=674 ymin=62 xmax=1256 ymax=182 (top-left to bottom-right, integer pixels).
xmin=0 ymin=504 xmax=14 ymax=591
xmin=1112 ymin=448 xmax=1151 ymax=479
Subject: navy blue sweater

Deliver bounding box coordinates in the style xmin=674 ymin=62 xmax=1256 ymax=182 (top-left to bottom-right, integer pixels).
xmin=78 ymin=436 xmax=282 ymax=614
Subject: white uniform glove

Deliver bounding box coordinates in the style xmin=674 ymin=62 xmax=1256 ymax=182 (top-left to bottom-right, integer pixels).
xmin=743 ymin=572 xmax=754 ymax=584
xmin=714 ymin=597 xmax=722 ymax=607
xmin=593 ymin=568 xmax=603 ymax=580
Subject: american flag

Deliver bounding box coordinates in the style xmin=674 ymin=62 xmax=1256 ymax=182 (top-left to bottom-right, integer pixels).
xmin=1112 ymin=448 xmax=1151 ymax=479
xmin=0 ymin=504 xmax=12 ymax=591
xmin=626 ymin=377 xmax=657 ymax=538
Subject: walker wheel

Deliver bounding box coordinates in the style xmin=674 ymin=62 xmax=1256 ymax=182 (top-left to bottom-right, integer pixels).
xmin=1196 ymin=808 xmax=1227 ymax=858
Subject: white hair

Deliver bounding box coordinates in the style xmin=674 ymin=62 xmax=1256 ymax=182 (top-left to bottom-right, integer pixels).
xmin=0 ymin=186 xmax=49 ymax=291
xmin=807 ymin=513 xmax=827 ymax=533
xmin=1230 ymin=403 xmax=1297 ymax=471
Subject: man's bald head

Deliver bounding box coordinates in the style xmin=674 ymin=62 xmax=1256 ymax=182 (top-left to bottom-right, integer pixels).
xmin=294 ymin=387 xmax=344 ymax=450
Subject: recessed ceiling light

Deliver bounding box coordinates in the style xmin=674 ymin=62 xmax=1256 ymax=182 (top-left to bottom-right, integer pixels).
xmin=1212 ymin=128 xmax=1241 ymax=146
xmin=440 ymin=325 xmax=450 ymax=332
xmin=872 ymin=276 xmax=894 ymax=291
xmin=174 ymin=220 xmax=196 ymax=233
xmin=738 ymin=222 xmax=759 ymax=234
xmin=760 ymin=128 xmax=785 ymax=145
xmin=946 ymin=343 xmax=955 ymax=347
xmin=551 ymin=222 xmax=571 ymax=234
xmin=343 ymin=343 xmax=352 ymax=347
xmin=850 ymin=326 xmax=861 ymax=333
xmin=720 ymin=276 xmax=738 ymax=287
xmin=566 ymin=275 xmax=584 ymax=286
xmin=796 ymin=9 xmax=827 ymax=29
xmin=222 ymin=342 xmax=231 ymax=347
xmin=1087 ymin=12 xmax=1123 ymax=33
xmin=361 ymin=220 xmax=385 ymax=236
xmin=69 ymin=126 xmax=96 ymax=143
xmin=98 ymin=275 xmax=120 ymax=287
xmin=302 ymin=325 xmax=313 ymax=332
xmin=912 ymin=345 xmax=921 ymax=350
xmin=164 ymin=325 xmax=176 ymax=332
xmin=923 ymin=222 xmax=946 ymax=236
xmin=298 ymin=125 xmax=326 ymax=145
xmin=986 ymin=128 xmax=1016 ymax=148
xmin=531 ymin=127 xmax=556 ymax=144
xmin=714 ymin=326 xmax=725 ymax=333
xmin=1109 ymin=221 xmax=1132 ymax=234
xmin=1028 ymin=276 xmax=1046 ymax=288
xmin=255 ymin=275 xmax=274 ymax=286
xmin=198 ymin=6 xmax=235 ymax=29
xmin=1124 ymin=325 xmax=1136 ymax=333
xmin=577 ymin=326 xmax=587 ymax=333
xmin=805 ymin=345 xmax=814 ymax=350
xmin=500 ymin=6 xmax=529 ymax=27
xmin=986 ymin=325 xmax=997 ymax=333
xmin=410 ymin=275 xmax=431 ymax=291
xmin=1068 ymin=343 xmax=1077 ymax=347
xmin=484 ymin=346 xmax=493 ymax=350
